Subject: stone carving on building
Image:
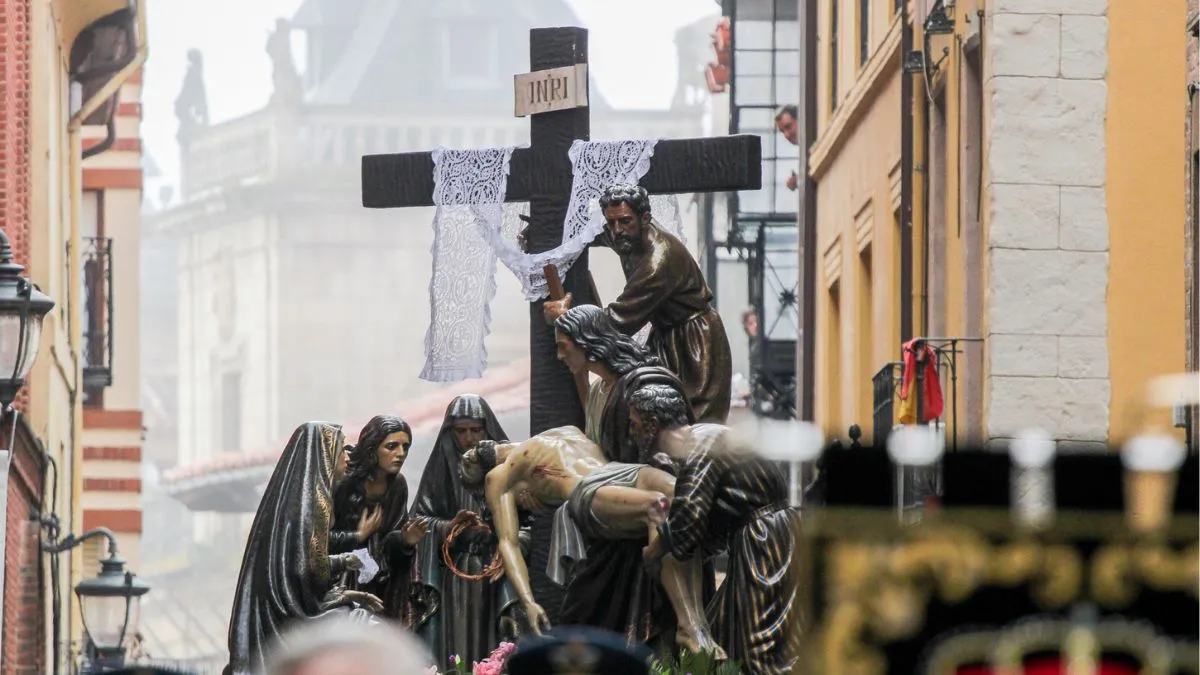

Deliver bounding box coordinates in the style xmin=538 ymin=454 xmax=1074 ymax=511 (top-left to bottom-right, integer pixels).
xmin=267 ymin=18 xmax=303 ymax=106
xmin=175 ymin=49 xmax=210 ymax=138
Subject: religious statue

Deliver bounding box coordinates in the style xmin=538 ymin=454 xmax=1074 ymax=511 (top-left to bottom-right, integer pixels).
xmin=633 ymin=385 xmax=801 ymax=674
xmin=553 ymin=304 xmax=691 ymax=465
xmin=266 ymin=17 xmax=302 ymax=105
xmin=551 ymin=305 xmax=713 ymax=645
xmin=409 ymin=395 xmax=527 ymax=664
xmin=544 ymin=184 xmax=734 ymax=424
xmin=224 ymin=422 xmax=383 ymax=675
xmin=174 ymin=49 xmax=209 ymax=139
xmin=458 ymin=426 xmax=723 ymax=657
xmin=330 ymin=415 xmax=428 ymax=621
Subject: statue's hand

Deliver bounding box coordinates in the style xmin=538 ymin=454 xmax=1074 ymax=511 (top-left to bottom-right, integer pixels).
xmin=542 ymin=293 xmax=572 ymax=326
xmin=449 ymin=509 xmax=477 ymax=529
xmin=342 ymin=590 xmax=385 ymax=614
xmin=340 ymin=553 xmax=364 ymax=571
xmin=401 ymin=520 xmax=429 ymax=548
xmin=462 ymin=524 xmax=494 ymax=548
xmin=357 ymin=506 xmax=384 ymax=542
xmin=523 ymin=601 xmax=552 ymax=636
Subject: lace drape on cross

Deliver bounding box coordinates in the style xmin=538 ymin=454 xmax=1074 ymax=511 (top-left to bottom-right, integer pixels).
xmin=421 ymin=139 xmax=686 ymax=382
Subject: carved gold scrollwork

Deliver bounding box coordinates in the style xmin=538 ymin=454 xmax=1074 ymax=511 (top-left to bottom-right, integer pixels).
xmin=814 ymin=528 xmax=1088 ymax=675
xmin=1091 ymin=541 xmax=1200 ymax=608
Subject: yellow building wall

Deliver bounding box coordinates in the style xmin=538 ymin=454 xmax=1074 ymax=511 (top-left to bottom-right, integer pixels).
xmin=27 ymin=0 xmax=84 ymax=669
xmin=810 ymin=3 xmax=904 ymax=441
xmin=1106 ymin=0 xmax=1189 ymax=442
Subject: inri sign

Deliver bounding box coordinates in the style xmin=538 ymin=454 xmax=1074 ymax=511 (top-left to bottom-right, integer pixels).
xmin=514 ymin=64 xmax=589 ymax=117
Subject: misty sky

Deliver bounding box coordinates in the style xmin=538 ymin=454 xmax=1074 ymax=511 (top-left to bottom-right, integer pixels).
xmin=142 ymin=0 xmax=722 ymax=182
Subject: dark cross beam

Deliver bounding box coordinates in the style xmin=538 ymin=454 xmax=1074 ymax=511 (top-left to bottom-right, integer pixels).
xmin=361 ymin=27 xmax=761 ymax=619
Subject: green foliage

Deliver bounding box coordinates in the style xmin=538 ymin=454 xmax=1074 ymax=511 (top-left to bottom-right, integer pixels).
xmin=651 ymin=648 xmax=742 ymax=675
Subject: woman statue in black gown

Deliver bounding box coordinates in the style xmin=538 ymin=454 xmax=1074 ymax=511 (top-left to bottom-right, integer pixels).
xmin=409 ymin=395 xmax=528 ymax=664
xmin=224 ymin=422 xmax=381 ymax=675
xmin=330 ymin=415 xmax=428 ymax=622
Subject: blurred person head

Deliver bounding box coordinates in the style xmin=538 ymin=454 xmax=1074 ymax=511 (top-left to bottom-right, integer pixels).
xmin=262 ymin=616 xmax=432 ymax=675
xmin=774 ymin=104 xmax=799 ymax=145
xmin=741 ymin=308 xmax=758 ymax=338
xmin=507 ymin=625 xmax=653 ymax=675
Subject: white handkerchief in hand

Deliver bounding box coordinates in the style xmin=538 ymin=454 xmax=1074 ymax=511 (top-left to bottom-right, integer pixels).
xmin=352 ymin=548 xmax=379 ymax=584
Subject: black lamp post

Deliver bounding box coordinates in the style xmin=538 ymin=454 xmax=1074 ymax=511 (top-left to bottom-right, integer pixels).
xmin=0 ymin=227 xmax=55 ymax=410
xmin=42 ymin=528 xmax=150 ymax=673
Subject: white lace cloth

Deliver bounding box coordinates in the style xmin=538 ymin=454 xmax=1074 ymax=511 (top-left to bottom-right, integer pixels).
xmin=420 ymin=139 xmax=685 ymax=382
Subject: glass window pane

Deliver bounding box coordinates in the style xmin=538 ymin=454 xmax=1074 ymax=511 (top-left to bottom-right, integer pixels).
xmin=739 ymin=107 xmax=774 ymax=131
xmin=735 ymin=20 xmax=773 ymax=49
xmin=758 ymin=132 xmax=777 ymax=159
xmin=740 ymin=182 xmax=771 ymax=213
xmin=735 ymin=50 xmax=773 ymax=76
xmin=735 ymin=76 xmax=773 ymax=106
xmin=775 ymin=167 xmax=799 ymax=213
xmin=775 ymin=75 xmax=801 ymax=105
xmin=775 ymin=50 xmax=800 ymax=76
xmin=775 ymin=21 xmax=801 ymax=50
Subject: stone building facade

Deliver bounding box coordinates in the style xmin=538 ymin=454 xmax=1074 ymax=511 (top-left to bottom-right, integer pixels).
xmin=809 ymin=0 xmax=1190 ymax=448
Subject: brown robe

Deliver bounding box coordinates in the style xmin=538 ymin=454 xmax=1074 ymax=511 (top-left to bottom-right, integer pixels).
xmin=605 ymin=222 xmax=733 ymax=423
xmin=657 ymin=424 xmax=802 ymax=674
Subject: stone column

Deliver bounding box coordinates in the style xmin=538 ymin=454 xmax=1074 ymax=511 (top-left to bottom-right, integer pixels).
xmin=984 ymin=0 xmax=1112 ymax=449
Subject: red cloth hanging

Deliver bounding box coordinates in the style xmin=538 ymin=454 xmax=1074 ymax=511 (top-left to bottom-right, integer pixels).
xmin=899 ymin=339 xmax=944 ymax=424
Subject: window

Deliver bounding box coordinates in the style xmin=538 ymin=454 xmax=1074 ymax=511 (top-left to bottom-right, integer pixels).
xmin=221 ymin=371 xmax=243 ymax=453
xmin=440 ymin=21 xmax=500 ymax=90
xmin=857 ymin=245 xmax=873 ymax=426
xmin=858 ymin=0 xmax=871 ymax=67
xmin=826 ymin=281 xmax=843 ymax=431
xmin=830 ymin=0 xmax=840 ymax=110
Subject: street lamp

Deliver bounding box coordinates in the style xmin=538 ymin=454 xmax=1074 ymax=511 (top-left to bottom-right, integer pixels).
xmin=42 ymin=527 xmax=150 ymax=672
xmin=0 ymin=227 xmax=55 ymax=409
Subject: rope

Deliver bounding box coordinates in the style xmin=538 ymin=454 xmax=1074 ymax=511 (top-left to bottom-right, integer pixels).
xmin=441 ymin=513 xmax=505 ymax=582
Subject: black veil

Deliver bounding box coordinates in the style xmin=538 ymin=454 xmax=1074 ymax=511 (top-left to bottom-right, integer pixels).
xmin=223 ymin=422 xmax=353 ymax=675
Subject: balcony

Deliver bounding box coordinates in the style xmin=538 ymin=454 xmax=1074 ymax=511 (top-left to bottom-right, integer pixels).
xmin=82 ymin=237 xmax=114 ymax=401
xmin=869 ymin=337 xmax=983 ymax=451
xmin=872 ymin=361 xmax=903 ymax=444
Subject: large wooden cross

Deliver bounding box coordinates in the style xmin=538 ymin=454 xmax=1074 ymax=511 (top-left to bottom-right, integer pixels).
xmin=361 ymin=26 xmax=761 ymax=619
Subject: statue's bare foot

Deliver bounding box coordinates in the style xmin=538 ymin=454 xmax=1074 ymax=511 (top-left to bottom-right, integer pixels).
xmin=675 ymin=626 xmax=727 ymax=661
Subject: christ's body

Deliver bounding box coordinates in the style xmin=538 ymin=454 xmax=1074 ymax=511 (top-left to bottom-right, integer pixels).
xmin=460 ymin=426 xmax=722 ymax=657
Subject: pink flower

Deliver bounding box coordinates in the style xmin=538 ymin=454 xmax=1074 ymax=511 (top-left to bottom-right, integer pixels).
xmin=472 ymin=661 xmax=503 ymax=675
xmin=489 ymin=642 xmax=517 ymax=661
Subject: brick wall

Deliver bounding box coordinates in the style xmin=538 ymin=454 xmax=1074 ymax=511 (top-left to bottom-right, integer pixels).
xmin=0 ymin=0 xmax=33 ymax=414
xmin=3 ymin=439 xmax=44 ymax=675
xmin=0 ymin=0 xmax=40 ymax=667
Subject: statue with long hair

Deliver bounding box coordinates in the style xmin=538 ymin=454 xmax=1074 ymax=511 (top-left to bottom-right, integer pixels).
xmin=551 ymin=305 xmax=714 ymax=647
xmin=330 ymin=415 xmax=427 ymax=621
xmin=409 ymin=395 xmax=527 ymax=664
xmin=224 ymin=423 xmax=381 ymax=675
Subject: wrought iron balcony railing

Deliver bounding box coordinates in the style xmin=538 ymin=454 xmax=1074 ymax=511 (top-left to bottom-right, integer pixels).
xmin=872 ymin=361 xmax=903 ymax=444
xmin=82 ymin=236 xmax=114 ymax=397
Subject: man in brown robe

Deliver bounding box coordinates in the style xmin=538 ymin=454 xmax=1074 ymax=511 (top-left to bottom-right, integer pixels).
xmin=633 ymin=384 xmax=801 ymax=675
xmin=544 ymin=184 xmax=733 ymax=423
